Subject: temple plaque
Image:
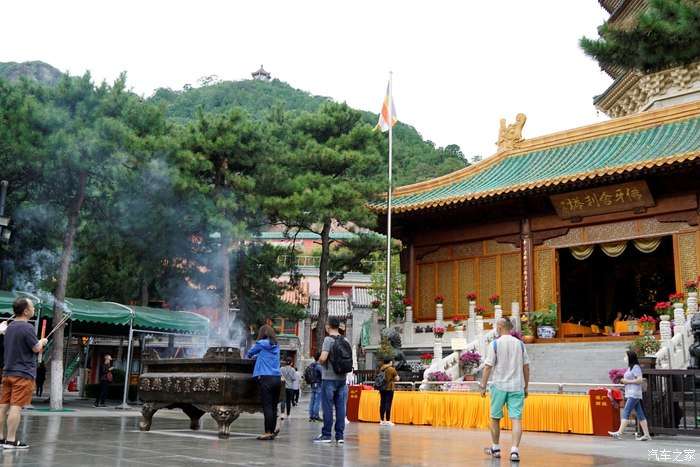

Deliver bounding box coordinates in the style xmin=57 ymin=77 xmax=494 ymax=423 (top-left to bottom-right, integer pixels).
xmin=550 ymin=181 xmax=654 ymax=219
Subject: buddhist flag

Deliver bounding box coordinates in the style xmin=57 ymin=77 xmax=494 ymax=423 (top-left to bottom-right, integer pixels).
xmin=375 ymin=81 xmax=397 ymax=132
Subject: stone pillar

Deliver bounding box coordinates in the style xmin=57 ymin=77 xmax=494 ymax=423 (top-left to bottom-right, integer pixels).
xmin=494 ymin=304 xmax=502 ymax=322
xmin=433 ymin=336 xmax=443 ymax=361
xmin=687 ymin=292 xmax=698 ymax=318
xmin=660 ymin=318 xmax=673 ymax=344
xmin=467 ymin=301 xmax=476 ymax=342
xmin=404 ymin=306 xmax=413 ymax=344
xmin=435 ymin=303 xmax=444 ymax=326
xmin=303 ymin=319 xmax=312 ymax=358
xmin=511 ymin=302 xmax=521 ymax=332
xmin=407 ymin=244 xmax=416 ymax=305
xmin=673 ymin=302 xmax=686 ymax=327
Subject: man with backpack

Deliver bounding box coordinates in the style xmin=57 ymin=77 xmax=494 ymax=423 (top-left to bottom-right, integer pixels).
xmin=313 ymin=316 xmax=353 ymax=444
xmin=480 ymin=317 xmax=530 ymax=463
xmin=304 ymin=352 xmax=322 ymax=422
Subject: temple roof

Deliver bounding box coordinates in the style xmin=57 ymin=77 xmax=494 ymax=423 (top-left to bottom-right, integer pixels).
xmin=370 ymin=100 xmax=700 ymax=214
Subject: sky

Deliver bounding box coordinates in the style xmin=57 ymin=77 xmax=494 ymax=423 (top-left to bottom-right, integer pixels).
xmin=2 ymin=0 xmax=612 ymax=161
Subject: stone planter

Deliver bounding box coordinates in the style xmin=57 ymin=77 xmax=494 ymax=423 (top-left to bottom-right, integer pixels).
xmin=659 ymin=314 xmax=671 ymax=322
xmin=638 ymin=356 xmax=656 ymax=370
xmin=523 ymin=335 xmax=535 ymax=344
xmin=673 ymin=302 xmax=685 ymax=326
xmin=537 ymin=325 xmax=556 ymax=339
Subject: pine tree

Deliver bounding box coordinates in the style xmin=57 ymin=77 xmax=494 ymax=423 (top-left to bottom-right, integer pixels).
xmin=580 ymin=0 xmax=700 ymax=73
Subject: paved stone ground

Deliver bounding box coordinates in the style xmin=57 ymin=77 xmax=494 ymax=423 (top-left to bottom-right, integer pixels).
xmin=0 ymin=396 xmax=695 ymax=466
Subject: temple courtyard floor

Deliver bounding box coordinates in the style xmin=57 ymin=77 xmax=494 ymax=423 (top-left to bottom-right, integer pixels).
xmin=0 ymin=397 xmax=697 ymax=466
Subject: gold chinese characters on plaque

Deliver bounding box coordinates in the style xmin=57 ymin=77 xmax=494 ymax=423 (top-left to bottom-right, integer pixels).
xmin=550 ymin=181 xmax=654 ymax=219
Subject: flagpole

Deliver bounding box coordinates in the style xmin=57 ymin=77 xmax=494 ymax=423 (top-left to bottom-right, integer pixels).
xmin=385 ymin=72 xmax=393 ymax=327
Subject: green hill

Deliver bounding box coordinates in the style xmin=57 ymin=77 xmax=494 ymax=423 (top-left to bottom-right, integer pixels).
xmin=150 ymin=79 xmax=469 ymax=185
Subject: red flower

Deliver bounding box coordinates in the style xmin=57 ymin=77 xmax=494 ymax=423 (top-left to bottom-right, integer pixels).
xmin=669 ymin=292 xmax=684 ymax=303
xmin=685 ymin=279 xmax=698 ymax=292
xmin=419 ymin=352 xmax=433 ymax=361
xmin=466 ymin=292 xmax=477 ymax=301
xmin=639 ymin=315 xmax=656 ymax=324
xmin=434 ymin=295 xmax=445 ymax=304
xmin=403 ymin=297 xmax=412 ymax=306
xmin=475 ymin=305 xmax=486 ymax=314
xmin=489 ymin=294 xmax=500 ymax=305
xmin=654 ymin=301 xmax=671 ymax=314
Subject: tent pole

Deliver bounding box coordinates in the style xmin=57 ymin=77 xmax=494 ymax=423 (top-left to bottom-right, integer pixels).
xmin=116 ymin=317 xmax=134 ymax=410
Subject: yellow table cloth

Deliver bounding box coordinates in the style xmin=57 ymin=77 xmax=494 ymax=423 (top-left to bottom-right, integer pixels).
xmin=357 ymin=390 xmax=593 ymax=434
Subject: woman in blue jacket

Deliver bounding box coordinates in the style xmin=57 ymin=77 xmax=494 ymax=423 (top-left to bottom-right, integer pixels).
xmin=246 ymin=324 xmax=282 ymax=440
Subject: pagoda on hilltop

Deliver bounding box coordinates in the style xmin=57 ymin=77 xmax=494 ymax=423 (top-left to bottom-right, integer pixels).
xmin=593 ymin=0 xmax=700 ymax=117
xmin=251 ymin=65 xmax=272 ymax=81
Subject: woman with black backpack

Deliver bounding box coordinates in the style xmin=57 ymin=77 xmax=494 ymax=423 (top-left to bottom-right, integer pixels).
xmin=377 ymin=357 xmax=399 ymax=426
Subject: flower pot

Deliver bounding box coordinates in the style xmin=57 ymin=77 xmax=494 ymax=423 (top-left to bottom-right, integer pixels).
xmin=536 ymin=326 xmax=555 ymax=339
xmin=523 ymin=335 xmax=535 ymax=344
xmin=659 ymin=314 xmax=670 ymax=322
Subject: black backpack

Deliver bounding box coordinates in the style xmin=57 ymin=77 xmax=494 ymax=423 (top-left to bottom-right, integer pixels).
xmin=303 ymin=363 xmax=318 ymax=384
xmin=328 ymin=335 xmax=353 ymax=375
xmin=374 ymin=369 xmax=387 ymax=390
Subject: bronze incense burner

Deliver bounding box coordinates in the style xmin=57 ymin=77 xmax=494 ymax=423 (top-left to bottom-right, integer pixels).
xmin=138 ymin=346 xmax=261 ymax=438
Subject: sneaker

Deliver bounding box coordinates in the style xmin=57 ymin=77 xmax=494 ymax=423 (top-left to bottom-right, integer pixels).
xmin=636 ymin=434 xmax=651 ymax=441
xmin=4 ymin=440 xmax=28 ymax=450
xmin=608 ymin=431 xmax=621 ymax=439
xmin=337 ymin=439 xmax=344 ymax=445
xmin=379 ymin=421 xmax=386 ymax=426
xmin=313 ymin=435 xmax=332 ymax=443
xmin=384 ymin=421 xmax=395 ymax=426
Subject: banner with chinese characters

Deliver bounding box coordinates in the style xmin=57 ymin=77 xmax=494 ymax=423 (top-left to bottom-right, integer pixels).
xmin=550 ymin=181 xmax=654 ymax=219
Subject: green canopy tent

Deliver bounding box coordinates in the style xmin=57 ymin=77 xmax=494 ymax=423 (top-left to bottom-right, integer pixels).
xmin=31 ymin=296 xmax=210 ymax=408
xmin=0 ymin=290 xmax=43 ymax=330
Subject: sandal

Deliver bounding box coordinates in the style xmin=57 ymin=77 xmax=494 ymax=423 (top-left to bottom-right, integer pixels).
xmin=510 ymin=451 xmax=520 ymax=462
xmin=484 ymin=447 xmax=501 ymax=458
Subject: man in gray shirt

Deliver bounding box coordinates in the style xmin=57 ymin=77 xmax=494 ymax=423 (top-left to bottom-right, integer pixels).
xmin=313 ymin=317 xmax=349 ymax=444
xmin=280 ymin=360 xmax=297 ymax=418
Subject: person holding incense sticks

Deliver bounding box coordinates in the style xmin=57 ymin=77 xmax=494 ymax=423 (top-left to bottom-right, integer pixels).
xmin=0 ymin=298 xmax=48 ymax=450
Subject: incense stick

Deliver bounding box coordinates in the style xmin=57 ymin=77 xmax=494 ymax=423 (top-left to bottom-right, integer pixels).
xmin=45 ymin=313 xmax=71 ymax=340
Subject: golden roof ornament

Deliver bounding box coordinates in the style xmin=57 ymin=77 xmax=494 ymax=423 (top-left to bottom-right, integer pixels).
xmin=496 ymin=113 xmax=527 ymax=151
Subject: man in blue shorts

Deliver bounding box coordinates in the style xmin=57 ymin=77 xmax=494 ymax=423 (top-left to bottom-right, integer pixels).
xmin=479 ymin=317 xmax=530 ymax=462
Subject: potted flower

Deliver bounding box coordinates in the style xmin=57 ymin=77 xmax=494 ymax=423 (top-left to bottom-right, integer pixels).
xmin=630 ymin=335 xmax=661 ymax=360
xmin=426 ymin=370 xmax=451 ymax=390
xmin=489 ymin=294 xmax=500 ymax=305
xmin=434 ymin=325 xmax=445 ymax=338
xmin=686 ymin=279 xmax=698 ymax=293
xmin=459 ymin=350 xmax=481 ymax=379
xmin=638 ymin=315 xmax=656 ymax=335
xmin=475 ymin=305 xmax=486 ymax=316
xmin=466 ymin=292 xmax=477 ymax=302
xmin=415 ymin=325 xmax=424 ymax=333
xmin=531 ymin=310 xmax=557 ymax=339
xmin=419 ymin=352 xmax=433 ymax=365
xmin=654 ymin=301 xmax=672 ymax=321
xmin=669 ymin=292 xmax=684 ymax=304
xmin=434 ymin=295 xmax=445 ymax=304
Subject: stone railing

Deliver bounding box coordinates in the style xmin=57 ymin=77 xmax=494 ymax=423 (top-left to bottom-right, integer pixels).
xmin=654 ymin=292 xmax=697 ymax=369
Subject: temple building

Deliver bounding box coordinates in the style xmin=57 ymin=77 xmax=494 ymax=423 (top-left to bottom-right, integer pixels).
xmin=371 ymin=3 xmax=700 ymax=359
xmin=594 ymin=0 xmax=700 ymax=117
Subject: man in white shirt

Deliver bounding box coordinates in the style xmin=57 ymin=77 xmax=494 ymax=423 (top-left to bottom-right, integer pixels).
xmin=479 ymin=317 xmax=530 ymax=462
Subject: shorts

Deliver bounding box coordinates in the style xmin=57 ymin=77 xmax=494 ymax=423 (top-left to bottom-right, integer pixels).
xmin=0 ymin=376 xmax=35 ymax=407
xmin=622 ymin=397 xmax=646 ymax=421
xmin=490 ymin=387 xmax=525 ymax=420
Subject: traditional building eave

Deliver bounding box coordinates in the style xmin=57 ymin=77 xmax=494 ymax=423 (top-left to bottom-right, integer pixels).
xmin=369 ymin=100 xmax=700 ymax=214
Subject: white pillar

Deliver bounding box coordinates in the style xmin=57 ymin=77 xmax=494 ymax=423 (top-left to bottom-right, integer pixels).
xmin=687 ymin=292 xmax=698 ymax=318
xmin=435 ymin=303 xmax=444 ymax=327
xmin=467 ymin=301 xmax=476 ymax=341
xmin=433 ymin=336 xmax=443 ymax=361
xmin=511 ymin=302 xmax=521 ymax=332
xmin=673 ymin=302 xmax=686 ymax=327
xmin=405 ymin=305 xmax=413 ymax=324
xmin=659 ymin=319 xmax=672 ymax=343
xmin=404 ymin=306 xmax=413 ymax=344
xmin=494 ymin=304 xmax=502 ymax=322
